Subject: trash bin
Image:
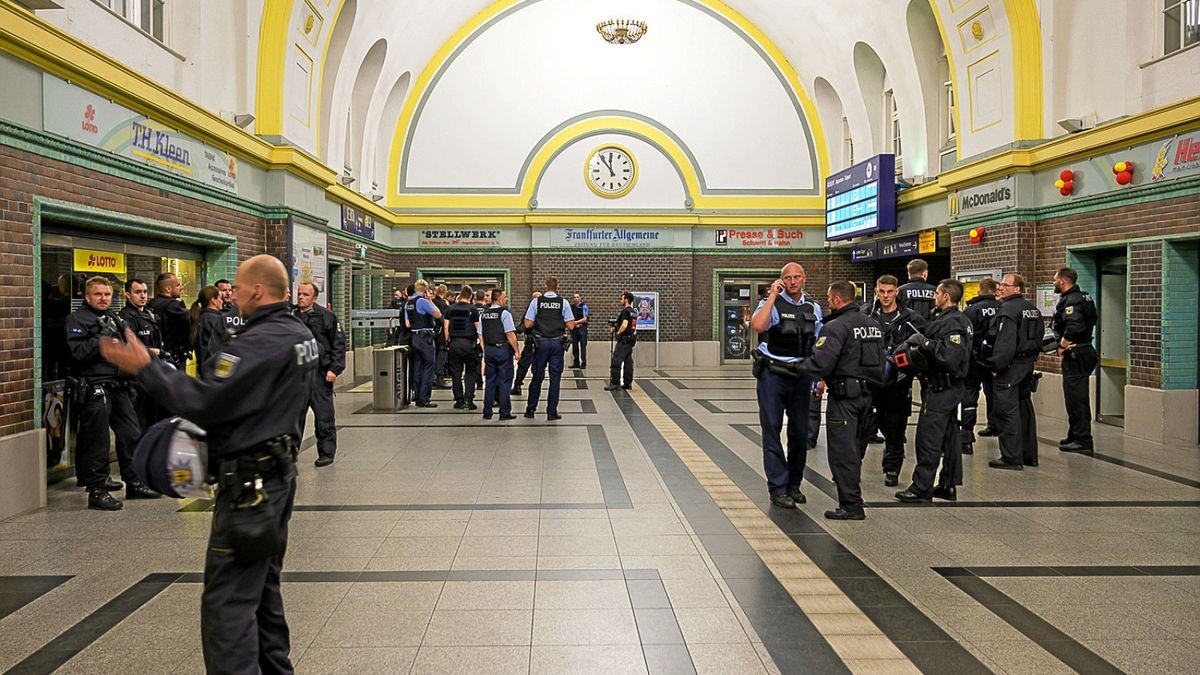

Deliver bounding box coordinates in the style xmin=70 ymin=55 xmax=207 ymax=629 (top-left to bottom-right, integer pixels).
xmin=373 ymin=345 xmax=410 ymax=411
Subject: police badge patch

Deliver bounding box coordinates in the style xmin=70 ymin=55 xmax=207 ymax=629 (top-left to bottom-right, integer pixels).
xmin=815 ymin=337 xmax=827 ymax=348
xmin=950 ymin=334 xmax=962 ymax=344
xmin=1065 ymin=307 xmax=1074 ymax=315
xmin=213 ymin=353 xmax=241 ymax=379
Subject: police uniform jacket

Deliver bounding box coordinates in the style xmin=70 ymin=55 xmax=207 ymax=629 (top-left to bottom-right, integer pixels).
xmin=147 ymin=295 xmax=192 ymax=358
xmin=295 ymin=304 xmax=347 ymax=376
xmin=221 ymin=303 xmax=245 ymax=335
xmin=65 ymin=305 xmax=130 ymax=382
xmin=445 ymin=301 xmax=481 ymax=340
xmin=982 ymin=294 xmax=1043 ymax=371
xmin=195 ymin=307 xmax=227 ymax=372
xmin=119 ymin=304 xmax=162 ymax=352
xmin=898 ymin=278 xmax=938 ymax=320
xmin=1052 ymin=287 xmax=1097 ymax=345
xmin=912 ymin=307 xmax=973 ymax=378
xmin=861 ymin=301 xmax=924 ymax=353
xmin=136 ymin=301 xmax=318 ymax=459
xmin=795 ymin=302 xmax=886 ymax=388
xmin=963 ymin=294 xmax=999 ymax=361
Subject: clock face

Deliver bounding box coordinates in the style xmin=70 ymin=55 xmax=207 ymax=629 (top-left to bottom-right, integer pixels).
xmin=585 ymin=145 xmax=637 ymax=197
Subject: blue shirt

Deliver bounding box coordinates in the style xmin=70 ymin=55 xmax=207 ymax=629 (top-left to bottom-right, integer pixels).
xmin=524 ymin=291 xmax=576 ymax=324
xmin=483 ymin=304 xmax=516 ymax=334
xmin=755 ymin=293 xmax=824 ymax=363
xmin=405 ymin=297 xmax=437 ymax=329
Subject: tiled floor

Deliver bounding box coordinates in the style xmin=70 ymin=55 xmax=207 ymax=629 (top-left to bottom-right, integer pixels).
xmin=1 ymin=366 xmax=1198 ymax=674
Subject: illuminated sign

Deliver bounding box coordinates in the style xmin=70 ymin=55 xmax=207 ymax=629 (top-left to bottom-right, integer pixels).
xmin=824 ymin=155 xmax=897 ymax=242
xmin=73 ymin=248 xmax=126 ymax=275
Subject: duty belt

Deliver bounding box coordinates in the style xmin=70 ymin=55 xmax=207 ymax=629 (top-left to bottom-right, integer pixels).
xmin=487 ymin=342 xmax=510 ymax=347
xmin=919 ymin=372 xmax=962 ymax=392
xmin=217 ymin=435 xmax=298 ymax=489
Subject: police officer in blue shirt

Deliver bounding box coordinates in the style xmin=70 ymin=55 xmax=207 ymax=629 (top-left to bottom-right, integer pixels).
xmin=479 ymin=287 xmax=521 ymax=420
xmin=405 ymin=279 xmax=443 ymax=408
xmin=522 ymin=275 xmax=577 ymax=420
xmin=749 ymin=262 xmax=823 ymax=509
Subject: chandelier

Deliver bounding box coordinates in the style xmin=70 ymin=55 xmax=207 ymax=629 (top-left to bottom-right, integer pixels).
xmin=596 ymin=19 xmax=648 ymax=44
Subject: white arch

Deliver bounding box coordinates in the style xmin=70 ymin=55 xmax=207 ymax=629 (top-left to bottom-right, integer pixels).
xmin=905 ymin=0 xmax=941 ymax=177
xmin=853 ymin=41 xmax=887 ymax=157
xmin=317 ymin=0 xmax=356 ymax=161
xmin=813 ymin=77 xmax=848 ymax=170
xmin=364 ymin=71 xmax=411 ymax=194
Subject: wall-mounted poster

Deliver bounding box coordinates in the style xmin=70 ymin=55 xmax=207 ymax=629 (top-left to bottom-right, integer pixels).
xmin=290 ymin=218 xmax=328 ymax=302
xmin=633 ymin=292 xmax=658 ymax=331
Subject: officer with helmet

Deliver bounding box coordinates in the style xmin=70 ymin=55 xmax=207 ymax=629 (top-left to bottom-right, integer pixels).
xmin=894 ymin=279 xmax=973 ymax=502
xmin=980 ymin=273 xmax=1044 ymax=469
xmin=749 ymin=262 xmax=823 ymax=510
xmin=522 ymin=276 xmax=577 ymax=420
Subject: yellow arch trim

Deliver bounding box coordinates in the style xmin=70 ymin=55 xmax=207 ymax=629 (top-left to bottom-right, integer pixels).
xmin=385 ymin=0 xmax=831 ymax=209
xmin=254 ymin=0 xmax=292 ymax=136
xmin=927 ymin=0 xmax=964 ymax=160
xmin=1002 ymin=0 xmax=1044 ymax=141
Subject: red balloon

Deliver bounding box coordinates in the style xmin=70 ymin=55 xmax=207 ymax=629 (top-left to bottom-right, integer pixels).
xmin=1116 ymin=171 xmax=1132 ymax=185
xmin=1059 ymin=169 xmax=1074 ymax=181
xmin=1060 ymin=186 xmax=1072 ymax=196
xmin=1063 ymin=180 xmax=1074 ymax=192
xmin=1125 ymin=163 xmax=1134 ymax=173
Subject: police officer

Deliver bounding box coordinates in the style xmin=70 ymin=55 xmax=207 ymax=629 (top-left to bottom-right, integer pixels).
xmin=295 ymin=282 xmax=346 ymax=466
xmin=100 ymin=255 xmax=317 ymax=674
xmin=148 ymin=272 xmax=193 ymax=369
xmin=215 ymin=278 xmax=245 ymax=337
xmin=445 ymin=287 xmax=482 ymax=410
xmin=510 ymin=291 xmax=541 ymax=397
xmin=860 ymin=275 xmax=925 ymax=487
xmin=960 ymin=278 xmax=1001 ymax=453
xmin=1053 ymin=267 xmax=1098 ymax=453
xmin=748 ymin=263 xmax=823 ymax=509
xmin=898 ymin=258 xmax=938 ymax=320
xmin=193 ymin=285 xmax=226 ymax=375
xmin=605 ymin=292 xmax=637 ymax=390
xmin=119 ymin=278 xmax=165 ymax=428
xmin=982 ymin=273 xmax=1044 ymax=470
xmin=433 ymin=284 xmax=451 ymax=388
xmin=65 ymin=276 xmax=159 ymax=510
xmin=388 ymin=285 xmax=412 ymax=347
xmin=479 ymin=287 xmax=520 ymax=420
xmin=569 ymin=292 xmax=590 ymax=369
xmin=523 ymin=276 xmax=577 ymax=420
xmin=405 ymin=279 xmax=443 ymax=407
xmin=895 ymin=280 xmax=973 ymax=502
xmin=792 ymin=281 xmax=885 ymax=520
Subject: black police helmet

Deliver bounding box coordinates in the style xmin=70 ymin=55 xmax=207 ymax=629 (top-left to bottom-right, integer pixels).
xmin=891 ymin=342 xmax=929 ymax=375
xmin=133 ymin=417 xmax=210 ymax=498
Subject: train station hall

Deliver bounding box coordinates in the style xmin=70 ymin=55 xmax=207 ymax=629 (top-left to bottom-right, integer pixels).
xmin=0 ymin=1 xmax=1198 ymax=673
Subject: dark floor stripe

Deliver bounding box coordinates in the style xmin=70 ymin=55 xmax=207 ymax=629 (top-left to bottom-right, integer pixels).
xmin=7 ymin=574 xmax=180 ymax=674
xmin=666 ymin=379 xmax=689 ymax=390
xmin=729 ymin=424 xmax=842 ymax=503
xmin=0 ymin=576 xmax=72 ymax=622
xmin=579 ymin=399 xmax=597 ymax=414
xmin=1089 ymin=453 xmax=1200 ymax=489
xmin=178 ymin=501 xmax=612 ymax=513
xmin=951 ymin=565 xmax=1200 ymax=577
xmin=589 ymin=425 xmax=632 ymax=509
xmin=612 ymin=388 xmax=851 ymax=674
xmin=936 ymin=570 xmax=1126 ymax=675
xmin=639 ymin=382 xmax=989 ymax=675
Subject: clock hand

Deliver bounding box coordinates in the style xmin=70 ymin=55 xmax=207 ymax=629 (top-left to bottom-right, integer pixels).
xmin=599 ymin=155 xmax=614 ymax=177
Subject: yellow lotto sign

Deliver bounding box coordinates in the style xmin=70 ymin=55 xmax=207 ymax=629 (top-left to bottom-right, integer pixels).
xmin=74 ymin=248 xmax=126 ymax=275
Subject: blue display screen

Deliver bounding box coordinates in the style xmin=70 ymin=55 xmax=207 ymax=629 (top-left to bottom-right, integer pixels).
xmin=823 ymin=155 xmax=897 ymax=242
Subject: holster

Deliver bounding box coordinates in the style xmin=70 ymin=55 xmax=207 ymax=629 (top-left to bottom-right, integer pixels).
xmin=215 ymin=436 xmax=297 ymax=564
xmin=1029 ymin=371 xmax=1043 ymax=393
xmin=65 ymin=376 xmax=88 ymax=405
xmin=751 ymin=351 xmax=765 ymax=379
xmin=920 ymin=372 xmax=958 ymax=393
xmin=829 ymin=377 xmax=867 ymax=399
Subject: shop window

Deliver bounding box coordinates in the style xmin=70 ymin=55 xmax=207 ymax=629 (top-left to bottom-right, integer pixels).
xmin=841 ymin=116 xmax=854 ymax=168
xmin=97 ymin=0 xmax=167 ymax=43
xmin=1164 ymin=0 xmax=1200 ymax=55
xmin=884 ymin=89 xmax=903 ymax=176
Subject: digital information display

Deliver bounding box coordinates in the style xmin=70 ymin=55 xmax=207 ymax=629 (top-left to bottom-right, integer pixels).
xmin=824 ymin=155 xmax=897 ymax=242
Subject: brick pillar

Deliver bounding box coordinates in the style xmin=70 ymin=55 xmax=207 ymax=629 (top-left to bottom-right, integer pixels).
xmin=1128 ymin=241 xmax=1163 ymax=388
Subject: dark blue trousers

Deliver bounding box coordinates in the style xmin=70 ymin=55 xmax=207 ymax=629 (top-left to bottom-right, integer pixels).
xmin=526 ymin=339 xmax=564 ymax=416
xmin=411 ymin=333 xmax=436 ymax=405
xmin=483 ymin=345 xmax=515 ymax=417
xmin=756 ymin=369 xmax=812 ymax=495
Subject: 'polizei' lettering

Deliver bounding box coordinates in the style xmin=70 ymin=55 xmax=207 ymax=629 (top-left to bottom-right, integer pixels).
xmin=853 ymin=326 xmax=883 ymax=340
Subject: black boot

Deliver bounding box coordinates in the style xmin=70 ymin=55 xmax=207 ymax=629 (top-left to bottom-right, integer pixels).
xmin=932 ymin=485 xmax=957 ymax=501
xmin=126 ymin=481 xmax=162 ymax=499
xmin=88 ymin=488 xmax=122 ymax=511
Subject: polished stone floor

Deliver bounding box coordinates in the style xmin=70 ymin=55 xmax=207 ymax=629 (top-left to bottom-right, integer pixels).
xmin=1 ymin=367 xmax=1198 ymax=674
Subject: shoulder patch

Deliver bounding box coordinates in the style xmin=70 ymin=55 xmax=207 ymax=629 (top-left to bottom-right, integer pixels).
xmin=949 ymin=334 xmax=962 ymax=344
xmin=815 ymin=336 xmax=827 ymax=348
xmin=212 ymin=353 xmax=241 ymax=380
xmin=1065 ymin=306 xmax=1074 ymax=315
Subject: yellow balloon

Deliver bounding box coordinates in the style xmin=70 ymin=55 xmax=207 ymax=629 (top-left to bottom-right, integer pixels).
xmin=1114 ymin=162 xmax=1127 ymax=173
xmin=1054 ymin=179 xmax=1065 ymax=189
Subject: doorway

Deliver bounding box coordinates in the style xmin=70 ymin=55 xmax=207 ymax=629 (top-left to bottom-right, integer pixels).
xmin=1096 ymin=252 xmax=1128 ymax=426
xmin=719 ymin=276 xmax=777 ymax=363
xmin=420 ymin=269 xmax=508 ymax=295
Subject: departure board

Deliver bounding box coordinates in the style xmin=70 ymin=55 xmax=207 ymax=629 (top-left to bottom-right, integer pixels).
xmin=824 ymin=155 xmax=897 ymax=241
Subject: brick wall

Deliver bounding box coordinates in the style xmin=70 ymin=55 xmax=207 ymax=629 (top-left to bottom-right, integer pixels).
xmin=1128 ymin=241 xmax=1163 ymax=388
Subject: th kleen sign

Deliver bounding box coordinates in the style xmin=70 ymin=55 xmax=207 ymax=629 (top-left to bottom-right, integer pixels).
xmin=712 ymin=228 xmax=810 ymax=249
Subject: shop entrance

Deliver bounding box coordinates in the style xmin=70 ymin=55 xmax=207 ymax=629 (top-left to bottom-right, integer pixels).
xmin=421 ymin=269 xmax=508 ymax=295
xmin=719 ymin=276 xmax=777 ymax=363
xmin=1096 ymin=252 xmax=1128 ymax=426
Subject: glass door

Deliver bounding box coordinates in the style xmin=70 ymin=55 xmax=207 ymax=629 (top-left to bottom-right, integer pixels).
xmin=1096 ymin=254 xmax=1127 ymax=426
xmin=720 ymin=277 xmax=778 ymax=362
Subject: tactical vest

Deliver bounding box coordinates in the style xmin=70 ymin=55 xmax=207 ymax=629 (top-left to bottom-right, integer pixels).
xmin=1017 ymin=303 xmax=1044 ymax=354
xmin=446 ymin=302 xmax=477 ymax=339
xmin=480 ymin=307 xmax=508 ymax=345
xmin=534 ymin=295 xmax=567 ymax=338
xmin=764 ymin=295 xmax=818 ymax=358
xmin=405 ymin=298 xmax=435 ymax=330
xmin=571 ymin=303 xmax=584 ymax=322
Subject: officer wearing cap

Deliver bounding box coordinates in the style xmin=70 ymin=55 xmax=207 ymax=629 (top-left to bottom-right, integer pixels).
xmin=1052 ymin=267 xmax=1098 ymax=453
xmin=981 ymin=273 xmax=1044 ymax=470
xmin=791 ymin=281 xmax=885 ymax=520
xmin=510 ymin=291 xmax=540 ymax=397
xmin=960 ymin=278 xmax=1000 ymax=453
xmin=898 ymin=258 xmax=938 ymax=321
xmin=523 ymin=276 xmax=577 ymax=421
xmin=294 ymin=282 xmax=346 ymax=467
xmin=119 ymin=278 xmax=165 ymax=428
xmin=101 ymin=254 xmax=317 ymax=674
xmin=147 ymin=272 xmax=193 ymax=369
xmin=895 ymin=279 xmax=973 ymax=502
xmin=405 ymin=279 xmax=443 ymax=408
xmin=445 ymin=286 xmax=482 ymax=410
xmin=479 ymin=287 xmax=520 ymax=420
xmin=66 ymin=276 xmax=160 ymax=510
xmin=216 ymin=278 xmax=245 ymax=336
xmin=749 ymin=262 xmax=823 ymax=510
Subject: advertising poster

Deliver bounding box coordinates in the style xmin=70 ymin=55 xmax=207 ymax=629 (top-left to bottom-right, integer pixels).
xmin=633 ymin=292 xmax=658 ymax=331
xmin=290 ymin=220 xmax=328 ymax=302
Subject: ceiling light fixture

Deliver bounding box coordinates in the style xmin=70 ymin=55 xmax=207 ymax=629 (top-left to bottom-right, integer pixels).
xmin=596 ymin=19 xmax=648 ymax=44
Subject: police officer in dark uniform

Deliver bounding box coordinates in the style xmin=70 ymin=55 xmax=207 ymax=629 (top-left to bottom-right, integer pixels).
xmin=860 ymin=275 xmax=925 ymax=486
xmin=405 ymin=280 xmax=443 ymax=407
xmin=605 ymin=292 xmax=638 ymax=390
xmin=445 ymin=287 xmax=482 ymax=410
xmin=147 ymin=272 xmax=193 ymax=369
xmin=982 ymin=273 xmax=1044 ymax=469
xmin=216 ymin=278 xmax=245 ymax=337
xmin=295 ymin=282 xmax=346 ymax=467
xmin=479 ymin=287 xmax=520 ymax=420
xmin=193 ymin=286 xmax=226 ymax=376
xmin=749 ymin=263 xmax=823 ymax=509
xmin=898 ymin=258 xmax=938 ymax=320
xmin=522 ymin=276 xmax=577 ymax=420
xmin=895 ymin=280 xmax=973 ymax=502
xmin=960 ymin=278 xmax=1000 ymax=453
xmin=791 ymin=281 xmax=885 ymax=520
xmin=119 ymin=278 xmax=165 ymax=429
xmin=433 ymin=285 xmax=451 ymax=388
xmin=569 ymin=293 xmax=590 ymax=369
xmin=100 ymin=255 xmax=317 ymax=674
xmin=1052 ymin=267 xmax=1099 ymax=453
xmin=511 ymin=291 xmax=540 ymax=397
xmin=66 ymin=276 xmax=160 ymax=510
